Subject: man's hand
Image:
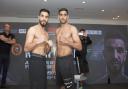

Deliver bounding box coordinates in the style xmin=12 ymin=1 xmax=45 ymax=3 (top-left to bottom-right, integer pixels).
xmin=47 ymin=40 xmax=53 ymax=46
xmin=59 ymin=37 xmax=69 ymax=45
xmin=44 ymin=42 xmax=51 ymax=54
xmin=59 ymin=37 xmax=73 ymax=47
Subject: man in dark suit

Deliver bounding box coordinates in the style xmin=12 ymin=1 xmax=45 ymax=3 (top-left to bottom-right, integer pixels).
xmin=76 ymin=29 xmax=92 ymax=76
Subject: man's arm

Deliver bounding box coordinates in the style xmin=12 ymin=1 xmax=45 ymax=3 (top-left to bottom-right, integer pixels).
xmin=86 ymin=36 xmax=92 ymax=45
xmin=69 ymin=26 xmax=82 ymax=51
xmin=24 ymin=27 xmax=37 ymax=52
xmin=5 ymin=38 xmax=16 ymax=45
xmin=0 ymin=35 xmax=16 ymax=45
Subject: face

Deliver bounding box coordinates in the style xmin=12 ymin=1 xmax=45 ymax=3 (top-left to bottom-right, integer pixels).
xmin=79 ymin=31 xmax=87 ymax=36
xmin=79 ymin=31 xmax=84 ymax=36
xmin=4 ymin=24 xmax=11 ymax=32
xmin=105 ymin=38 xmax=127 ymax=73
xmin=58 ymin=11 xmax=69 ymax=24
xmin=38 ymin=11 xmax=49 ymax=27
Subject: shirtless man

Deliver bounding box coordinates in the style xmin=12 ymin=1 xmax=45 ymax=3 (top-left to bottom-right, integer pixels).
xmin=56 ymin=8 xmax=82 ymax=89
xmin=24 ymin=9 xmax=52 ymax=89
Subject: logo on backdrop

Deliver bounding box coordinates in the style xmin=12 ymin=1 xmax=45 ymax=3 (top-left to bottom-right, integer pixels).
xmin=18 ymin=29 xmax=26 ymax=34
xmin=11 ymin=43 xmax=22 ymax=56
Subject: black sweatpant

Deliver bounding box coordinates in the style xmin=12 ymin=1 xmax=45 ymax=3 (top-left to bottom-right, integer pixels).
xmin=56 ymin=55 xmax=76 ymax=89
xmin=79 ymin=56 xmax=89 ymax=74
xmin=0 ymin=54 xmax=10 ymax=86
xmin=29 ymin=54 xmax=47 ymax=89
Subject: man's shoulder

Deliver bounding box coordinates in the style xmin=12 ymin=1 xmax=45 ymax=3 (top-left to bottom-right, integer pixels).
xmin=56 ymin=27 xmax=60 ymax=30
xmin=30 ymin=24 xmax=38 ymax=29
xmin=69 ymin=24 xmax=75 ymax=27
xmin=69 ymin=24 xmax=77 ymax=32
xmin=9 ymin=33 xmax=15 ymax=36
xmin=28 ymin=24 xmax=38 ymax=32
xmin=9 ymin=33 xmax=15 ymax=38
xmin=69 ymin=24 xmax=77 ymax=30
xmin=56 ymin=27 xmax=60 ymax=33
xmin=0 ymin=32 xmax=4 ymax=35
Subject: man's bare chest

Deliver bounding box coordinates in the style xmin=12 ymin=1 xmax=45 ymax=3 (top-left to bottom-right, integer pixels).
xmin=35 ymin=30 xmax=48 ymax=39
xmin=57 ymin=30 xmax=71 ymax=40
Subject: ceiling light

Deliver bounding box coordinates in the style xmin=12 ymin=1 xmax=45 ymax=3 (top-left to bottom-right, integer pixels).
xmin=101 ymin=10 xmax=105 ymax=12
xmin=44 ymin=0 xmax=47 ymax=2
xmin=82 ymin=1 xmax=86 ymax=4
xmin=117 ymin=16 xmax=120 ymax=18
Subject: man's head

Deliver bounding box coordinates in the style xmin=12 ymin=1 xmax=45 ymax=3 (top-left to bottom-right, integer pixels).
xmin=79 ymin=29 xmax=85 ymax=35
xmin=38 ymin=8 xmax=50 ymax=27
xmin=79 ymin=29 xmax=87 ymax=36
xmin=3 ymin=23 xmax=11 ymax=33
xmin=58 ymin=8 xmax=69 ymax=24
xmin=104 ymin=33 xmax=127 ymax=73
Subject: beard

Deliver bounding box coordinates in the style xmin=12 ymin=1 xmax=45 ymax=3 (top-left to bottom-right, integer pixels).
xmin=39 ymin=20 xmax=47 ymax=27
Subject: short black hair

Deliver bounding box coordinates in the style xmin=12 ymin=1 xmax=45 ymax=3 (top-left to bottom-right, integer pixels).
xmin=39 ymin=8 xmax=50 ymax=16
xmin=79 ymin=29 xmax=85 ymax=32
xmin=58 ymin=8 xmax=68 ymax=14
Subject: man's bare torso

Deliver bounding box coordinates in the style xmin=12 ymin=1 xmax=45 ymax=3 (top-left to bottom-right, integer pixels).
xmin=32 ymin=24 xmax=49 ymax=55
xmin=56 ymin=25 xmax=73 ymax=57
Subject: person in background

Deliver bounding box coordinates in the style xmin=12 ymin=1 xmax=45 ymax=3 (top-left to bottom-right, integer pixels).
xmin=0 ymin=23 xmax=16 ymax=88
xmin=76 ymin=29 xmax=92 ymax=76
xmin=75 ymin=29 xmax=92 ymax=89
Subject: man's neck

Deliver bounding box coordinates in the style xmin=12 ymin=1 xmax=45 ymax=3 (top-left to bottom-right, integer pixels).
xmin=60 ymin=23 xmax=69 ymax=28
xmin=38 ymin=24 xmax=46 ymax=31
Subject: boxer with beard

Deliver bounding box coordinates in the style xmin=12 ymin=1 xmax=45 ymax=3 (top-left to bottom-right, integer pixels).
xmin=24 ymin=9 xmax=52 ymax=89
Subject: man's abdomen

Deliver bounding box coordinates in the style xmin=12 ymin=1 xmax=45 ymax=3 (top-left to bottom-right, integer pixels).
xmin=32 ymin=46 xmax=46 ymax=56
xmin=57 ymin=46 xmax=72 ymax=57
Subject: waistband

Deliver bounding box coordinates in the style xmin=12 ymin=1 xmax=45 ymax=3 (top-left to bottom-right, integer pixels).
xmin=31 ymin=53 xmax=46 ymax=58
xmin=57 ymin=54 xmax=73 ymax=59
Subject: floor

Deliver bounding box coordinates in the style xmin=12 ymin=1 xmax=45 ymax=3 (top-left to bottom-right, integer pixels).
xmin=1 ymin=83 xmax=128 ymax=89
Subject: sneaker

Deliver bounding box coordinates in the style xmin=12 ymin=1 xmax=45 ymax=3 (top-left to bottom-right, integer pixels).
xmin=74 ymin=74 xmax=81 ymax=80
xmin=80 ymin=74 xmax=87 ymax=80
xmin=79 ymin=86 xmax=83 ymax=89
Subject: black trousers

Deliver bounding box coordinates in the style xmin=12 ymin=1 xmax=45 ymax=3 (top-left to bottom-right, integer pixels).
xmin=0 ymin=54 xmax=10 ymax=86
xmin=78 ymin=55 xmax=89 ymax=74
xmin=56 ymin=55 xmax=76 ymax=89
xmin=29 ymin=54 xmax=47 ymax=89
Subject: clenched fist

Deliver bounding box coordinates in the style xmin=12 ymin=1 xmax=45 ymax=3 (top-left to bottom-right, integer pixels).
xmin=44 ymin=42 xmax=51 ymax=54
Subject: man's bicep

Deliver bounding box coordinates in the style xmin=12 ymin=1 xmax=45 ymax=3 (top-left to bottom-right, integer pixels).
xmin=25 ymin=28 xmax=35 ymax=45
xmin=72 ymin=27 xmax=80 ymax=43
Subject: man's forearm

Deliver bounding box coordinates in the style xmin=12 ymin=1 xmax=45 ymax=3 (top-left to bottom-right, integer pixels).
xmin=5 ymin=39 xmax=16 ymax=45
xmin=24 ymin=41 xmax=49 ymax=52
xmin=24 ymin=42 xmax=37 ymax=52
xmin=68 ymin=42 xmax=82 ymax=51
